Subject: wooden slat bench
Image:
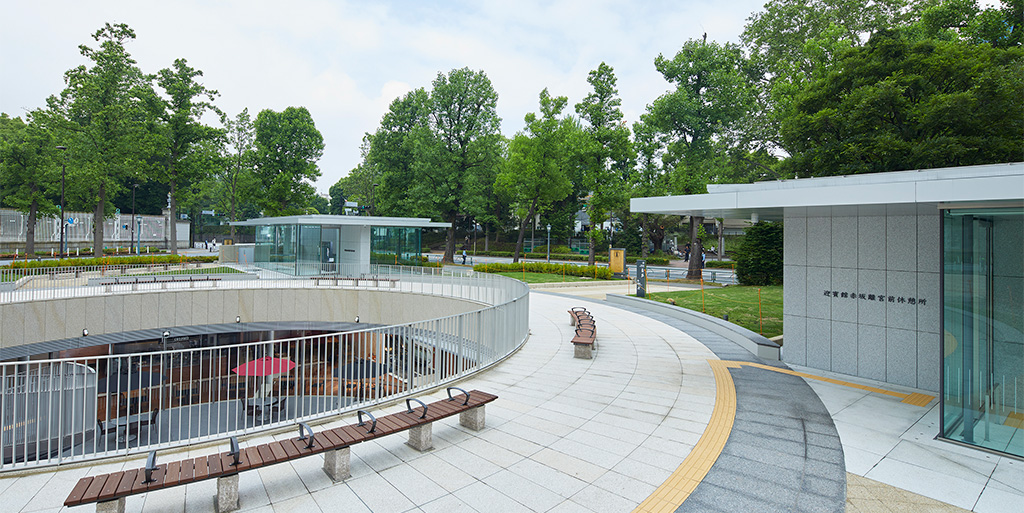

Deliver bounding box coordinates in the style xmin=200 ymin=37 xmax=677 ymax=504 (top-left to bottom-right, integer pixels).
xmin=98 ymin=275 xmax=222 ymax=292
xmin=568 ymin=307 xmax=597 ymax=359
xmin=65 ymin=387 xmax=496 ymax=513
xmin=309 ymin=275 xmax=399 ymax=288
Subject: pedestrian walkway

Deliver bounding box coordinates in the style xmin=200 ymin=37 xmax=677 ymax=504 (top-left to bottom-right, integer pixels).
xmin=1 ymin=289 xmax=1021 ymax=512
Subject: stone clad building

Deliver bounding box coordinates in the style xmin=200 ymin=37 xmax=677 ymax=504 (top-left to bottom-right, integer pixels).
xmin=632 ymin=162 xmax=1024 ymax=457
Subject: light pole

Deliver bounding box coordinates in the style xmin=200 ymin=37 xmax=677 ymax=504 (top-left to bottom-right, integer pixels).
xmin=130 ymin=184 xmax=139 ymax=254
xmin=546 ymin=224 xmax=551 ymax=262
xmin=55 ymin=146 xmax=67 ymax=256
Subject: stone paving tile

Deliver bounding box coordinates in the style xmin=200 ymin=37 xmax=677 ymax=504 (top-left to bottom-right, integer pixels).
xmin=10 ymin=289 xmax=1010 ymax=513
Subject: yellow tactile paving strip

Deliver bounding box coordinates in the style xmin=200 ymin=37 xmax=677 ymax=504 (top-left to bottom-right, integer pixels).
xmin=736 ymin=362 xmax=936 ymax=406
xmin=633 ymin=360 xmax=937 ymax=513
xmin=632 ymin=360 xmax=740 ymax=513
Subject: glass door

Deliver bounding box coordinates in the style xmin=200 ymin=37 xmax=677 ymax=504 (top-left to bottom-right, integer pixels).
xmin=942 ymin=208 xmax=1024 ymax=457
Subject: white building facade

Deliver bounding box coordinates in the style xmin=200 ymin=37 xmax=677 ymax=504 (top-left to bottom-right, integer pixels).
xmin=632 ymin=162 xmax=1024 ymax=457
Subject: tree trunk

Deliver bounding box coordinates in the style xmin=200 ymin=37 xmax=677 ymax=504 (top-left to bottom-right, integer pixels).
xmin=229 ymin=180 xmax=237 ymax=239
xmin=169 ymin=179 xmax=178 ymax=255
xmin=717 ymin=218 xmax=724 ymax=261
xmin=686 ymin=216 xmax=704 ymax=280
xmin=484 ymin=224 xmax=489 ymax=252
xmin=512 ymin=200 xmax=538 ymax=264
xmin=443 ymin=220 xmax=456 ymax=263
xmin=26 ymin=199 xmax=38 ymax=256
xmin=93 ymin=186 xmax=105 ymax=257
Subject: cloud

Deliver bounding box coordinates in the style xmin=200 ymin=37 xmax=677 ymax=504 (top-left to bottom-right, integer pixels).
xmin=1 ymin=0 xmax=769 ymax=192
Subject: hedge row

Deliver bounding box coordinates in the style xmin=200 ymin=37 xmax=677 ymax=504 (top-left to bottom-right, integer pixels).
xmin=462 ymin=250 xmax=669 ymax=266
xmin=4 ymin=254 xmax=218 ymax=269
xmin=473 ymin=262 xmax=614 ymax=280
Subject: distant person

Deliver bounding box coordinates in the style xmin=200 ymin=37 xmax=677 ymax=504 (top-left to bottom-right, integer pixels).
xmin=212 ymin=238 xmax=217 ymax=251
xmin=462 ymin=249 xmax=467 ymax=265
xmin=684 ymin=243 xmax=691 ymax=262
xmin=701 ymin=250 xmax=706 ymax=269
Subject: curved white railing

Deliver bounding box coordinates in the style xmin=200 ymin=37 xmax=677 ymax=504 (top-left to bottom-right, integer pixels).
xmin=0 ymin=264 xmax=529 ymax=471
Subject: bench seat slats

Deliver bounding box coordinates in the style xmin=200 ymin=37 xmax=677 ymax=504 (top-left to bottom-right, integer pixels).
xmin=269 ymin=443 xmax=288 ymax=462
xmin=179 ymin=458 xmax=195 ymax=484
xmin=114 ymin=469 xmax=139 ymax=498
xmin=374 ymin=415 xmax=406 ymax=435
xmin=281 ymin=440 xmax=302 ymax=459
xmin=239 ymin=446 xmax=261 ymax=471
xmin=162 ymin=461 xmax=183 ymax=487
xmin=220 ymin=452 xmax=242 ymax=475
xmin=97 ymin=472 xmax=124 ymax=502
xmin=82 ymin=474 xmax=108 ymax=503
xmin=257 ymin=444 xmax=276 ymax=465
xmin=194 ymin=456 xmax=210 ymax=481
xmin=320 ymin=428 xmax=345 ymax=449
xmin=65 ymin=390 xmax=499 ymax=508
xmin=208 ymin=453 xmax=223 ymax=477
xmin=64 ymin=476 xmax=95 ymax=506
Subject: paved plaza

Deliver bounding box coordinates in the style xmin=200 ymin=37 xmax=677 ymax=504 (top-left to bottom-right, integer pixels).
xmin=1 ymin=289 xmax=1021 ymax=512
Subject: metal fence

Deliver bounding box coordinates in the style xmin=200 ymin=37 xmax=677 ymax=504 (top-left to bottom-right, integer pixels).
xmin=0 ymin=264 xmax=529 ymax=471
xmin=0 ymin=208 xmax=188 ymax=251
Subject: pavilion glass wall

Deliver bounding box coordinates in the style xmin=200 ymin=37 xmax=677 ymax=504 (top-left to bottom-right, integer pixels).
xmin=254 ymin=224 xmax=297 ymax=274
xmin=371 ymin=227 xmax=421 ymax=265
xmin=296 ymin=225 xmax=322 ymax=276
xmin=941 ymin=207 xmax=1023 ymax=457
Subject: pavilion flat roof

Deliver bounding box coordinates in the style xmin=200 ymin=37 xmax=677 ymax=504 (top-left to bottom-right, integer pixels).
xmin=631 ymin=162 xmax=1024 ymax=221
xmin=231 ymin=215 xmax=451 ymax=229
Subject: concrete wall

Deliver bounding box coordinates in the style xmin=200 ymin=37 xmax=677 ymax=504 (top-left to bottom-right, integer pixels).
xmin=0 ymin=288 xmax=484 ymax=353
xmin=782 ymin=205 xmax=941 ymax=391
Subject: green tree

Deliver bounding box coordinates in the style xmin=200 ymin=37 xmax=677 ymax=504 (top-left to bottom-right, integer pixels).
xmin=308 ymin=194 xmax=329 ymax=214
xmin=641 ymin=39 xmax=758 ymax=277
xmin=218 ymin=108 xmax=258 ymax=238
xmin=780 ymin=30 xmax=1024 ymax=176
xmin=411 ymin=68 xmax=502 ymax=262
xmin=42 ymin=23 xmax=162 ymax=256
xmin=0 ymin=114 xmax=58 ymax=254
xmin=575 ymin=62 xmax=634 ymax=265
xmin=363 ymin=88 xmax=431 ymax=216
xmin=497 ymin=89 xmax=576 ymax=262
xmin=328 ymin=177 xmax=347 ymax=215
xmin=734 ymin=221 xmax=784 ymax=286
xmin=254 ymin=106 xmax=324 ymax=216
xmin=155 ymin=58 xmax=222 ymax=254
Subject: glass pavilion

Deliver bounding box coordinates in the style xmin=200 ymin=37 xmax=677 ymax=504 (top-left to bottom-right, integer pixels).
xmin=232 ymin=215 xmax=450 ymax=276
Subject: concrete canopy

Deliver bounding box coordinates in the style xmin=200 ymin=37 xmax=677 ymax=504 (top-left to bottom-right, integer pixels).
xmin=630 ymin=162 xmax=1024 ymax=220
xmin=231 ymin=214 xmax=451 ymax=229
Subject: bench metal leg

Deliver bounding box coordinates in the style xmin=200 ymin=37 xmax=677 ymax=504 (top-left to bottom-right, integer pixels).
xmin=459 ymin=405 xmax=486 ymax=431
xmin=407 ymin=423 xmax=433 ymax=451
xmin=323 ymin=446 xmax=351 ymax=482
xmin=216 ymin=474 xmax=240 ymax=513
xmin=96 ymin=497 xmax=125 ymax=513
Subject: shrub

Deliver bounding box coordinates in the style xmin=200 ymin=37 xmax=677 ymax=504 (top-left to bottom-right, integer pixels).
xmin=733 ymin=221 xmax=783 ymax=286
xmin=4 ymin=254 xmax=217 ymax=269
xmin=472 ymin=262 xmax=614 ymax=280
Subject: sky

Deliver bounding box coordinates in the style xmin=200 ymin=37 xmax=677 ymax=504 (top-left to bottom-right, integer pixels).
xmin=1 ymin=0 xmax=771 ymax=194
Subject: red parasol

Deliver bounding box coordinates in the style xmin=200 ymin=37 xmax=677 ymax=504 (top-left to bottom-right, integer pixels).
xmin=232 ymin=356 xmax=296 ymax=377
xmin=232 ymin=357 xmax=296 ymax=398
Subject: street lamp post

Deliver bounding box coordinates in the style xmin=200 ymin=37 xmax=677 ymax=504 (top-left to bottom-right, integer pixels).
xmin=546 ymin=224 xmax=551 ymax=263
xmin=55 ymin=146 xmax=67 ymax=256
xmin=130 ymin=184 xmax=139 ymax=254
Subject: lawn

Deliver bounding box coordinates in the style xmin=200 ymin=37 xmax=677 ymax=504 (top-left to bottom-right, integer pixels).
xmin=646 ymin=285 xmax=783 ymax=339
xmin=146 ymin=266 xmax=244 ymax=276
xmin=488 ymin=271 xmax=611 ymax=284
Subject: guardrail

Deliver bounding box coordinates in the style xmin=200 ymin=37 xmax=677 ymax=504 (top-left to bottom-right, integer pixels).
xmin=0 ymin=264 xmax=529 ymax=471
